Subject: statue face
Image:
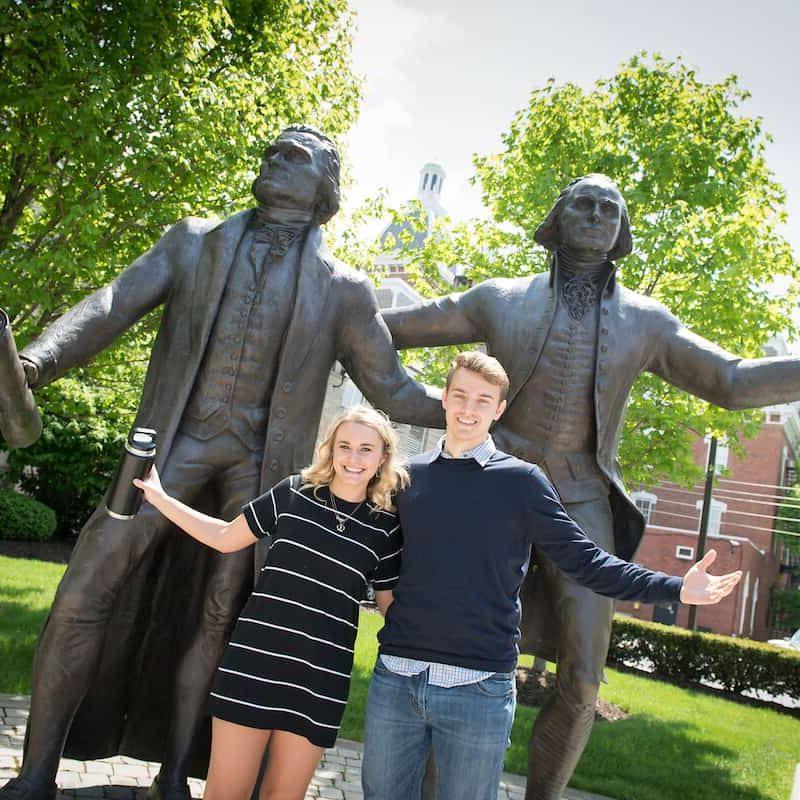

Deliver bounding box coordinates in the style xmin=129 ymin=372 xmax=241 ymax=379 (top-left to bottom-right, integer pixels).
xmin=558 ymin=180 xmax=623 ymax=255
xmin=253 ymin=132 xmax=325 ymax=212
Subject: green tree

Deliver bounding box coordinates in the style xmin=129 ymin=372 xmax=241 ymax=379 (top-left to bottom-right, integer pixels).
xmin=1 ymin=0 xmax=360 ymax=530
xmin=352 ymin=54 xmax=798 ymax=487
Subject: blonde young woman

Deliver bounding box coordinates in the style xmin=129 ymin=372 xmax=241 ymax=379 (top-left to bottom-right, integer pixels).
xmin=134 ymin=406 xmax=408 ymax=800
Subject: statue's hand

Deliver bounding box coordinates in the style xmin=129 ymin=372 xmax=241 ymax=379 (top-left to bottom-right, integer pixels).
xmin=679 ymin=549 xmax=742 ymax=605
xmin=20 ymin=358 xmax=38 ymax=388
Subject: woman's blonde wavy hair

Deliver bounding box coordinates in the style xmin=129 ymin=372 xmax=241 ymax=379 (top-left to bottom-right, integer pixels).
xmin=301 ymin=405 xmax=409 ymax=512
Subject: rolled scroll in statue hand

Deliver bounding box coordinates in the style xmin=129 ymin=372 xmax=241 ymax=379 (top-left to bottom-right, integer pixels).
xmin=0 ymin=308 xmax=42 ymax=448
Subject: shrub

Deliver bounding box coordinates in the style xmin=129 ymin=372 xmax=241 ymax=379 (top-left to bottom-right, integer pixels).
xmin=3 ymin=378 xmax=131 ymax=537
xmin=608 ymin=615 xmax=800 ymax=701
xmin=0 ymin=489 xmax=57 ymax=541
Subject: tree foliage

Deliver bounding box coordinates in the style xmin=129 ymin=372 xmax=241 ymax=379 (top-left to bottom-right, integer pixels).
xmin=1 ymin=0 xmax=359 ymax=348
xmin=349 ymin=54 xmax=799 ymax=488
xmin=0 ymin=0 xmax=360 ymax=528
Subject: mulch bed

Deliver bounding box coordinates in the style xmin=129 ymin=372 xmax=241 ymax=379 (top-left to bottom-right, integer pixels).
xmin=0 ymin=538 xmax=75 ymax=563
xmin=515 ymin=665 xmax=630 ymax=722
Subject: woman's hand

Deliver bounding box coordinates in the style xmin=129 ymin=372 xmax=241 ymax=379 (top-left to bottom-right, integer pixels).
xmin=679 ymin=549 xmax=742 ymax=605
xmin=133 ymin=464 xmax=165 ymax=505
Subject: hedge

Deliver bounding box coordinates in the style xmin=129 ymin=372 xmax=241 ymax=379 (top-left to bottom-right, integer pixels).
xmin=608 ymin=615 xmax=800 ymax=702
xmin=0 ymin=489 xmax=57 ymax=541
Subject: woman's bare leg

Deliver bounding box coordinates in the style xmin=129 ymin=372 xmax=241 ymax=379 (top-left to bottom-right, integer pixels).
xmin=258 ymin=730 xmax=325 ymax=800
xmin=203 ymin=717 xmax=271 ymax=800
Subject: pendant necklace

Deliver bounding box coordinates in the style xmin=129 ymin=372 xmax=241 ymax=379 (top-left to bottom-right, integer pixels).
xmin=329 ymin=490 xmax=364 ymax=532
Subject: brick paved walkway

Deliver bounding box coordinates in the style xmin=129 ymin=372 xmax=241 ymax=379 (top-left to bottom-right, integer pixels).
xmin=0 ymin=694 xmax=611 ymax=800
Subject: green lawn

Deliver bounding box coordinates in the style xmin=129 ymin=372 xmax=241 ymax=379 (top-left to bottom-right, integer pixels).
xmin=344 ymin=611 xmax=799 ymax=800
xmin=2 ymin=555 xmax=798 ymax=800
xmin=0 ymin=555 xmax=65 ymax=694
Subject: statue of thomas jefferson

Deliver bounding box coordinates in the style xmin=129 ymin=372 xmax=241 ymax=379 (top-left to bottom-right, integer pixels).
xmin=2 ymin=126 xmax=442 ymax=800
xmin=384 ymin=173 xmax=800 ymax=800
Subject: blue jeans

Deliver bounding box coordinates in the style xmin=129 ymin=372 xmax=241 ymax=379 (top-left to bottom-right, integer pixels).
xmin=362 ymin=659 xmax=516 ymax=800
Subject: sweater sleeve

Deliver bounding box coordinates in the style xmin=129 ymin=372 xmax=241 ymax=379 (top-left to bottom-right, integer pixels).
xmin=524 ymin=467 xmax=683 ymax=604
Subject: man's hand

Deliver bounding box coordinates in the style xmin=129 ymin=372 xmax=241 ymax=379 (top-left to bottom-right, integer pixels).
xmin=679 ymin=549 xmax=742 ymax=605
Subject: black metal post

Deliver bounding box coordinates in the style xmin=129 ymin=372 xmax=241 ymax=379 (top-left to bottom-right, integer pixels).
xmin=688 ymin=436 xmax=717 ymax=631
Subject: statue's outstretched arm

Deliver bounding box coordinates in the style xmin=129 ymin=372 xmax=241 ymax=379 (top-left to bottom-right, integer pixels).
xmin=337 ymin=277 xmax=445 ymax=430
xmin=383 ymin=283 xmax=487 ymax=349
xmin=648 ymin=309 xmax=800 ymax=410
xmin=19 ymin=221 xmax=184 ymax=387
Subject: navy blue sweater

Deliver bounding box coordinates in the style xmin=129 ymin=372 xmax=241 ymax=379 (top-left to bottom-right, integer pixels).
xmin=379 ymin=450 xmax=683 ymax=672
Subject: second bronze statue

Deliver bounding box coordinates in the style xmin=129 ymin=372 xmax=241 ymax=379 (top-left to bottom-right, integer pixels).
xmin=386 ymin=173 xmax=800 ymax=800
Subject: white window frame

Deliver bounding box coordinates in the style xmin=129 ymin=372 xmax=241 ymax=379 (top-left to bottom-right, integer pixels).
xmin=675 ymin=545 xmax=694 ymax=561
xmin=695 ymin=498 xmax=727 ymax=536
xmin=704 ymin=435 xmax=729 ymax=473
xmin=341 ymin=379 xmax=364 ymax=409
xmin=631 ymin=491 xmax=657 ymax=525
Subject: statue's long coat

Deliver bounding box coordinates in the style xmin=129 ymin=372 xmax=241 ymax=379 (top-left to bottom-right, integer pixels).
xmin=22 ymin=209 xmax=442 ymax=773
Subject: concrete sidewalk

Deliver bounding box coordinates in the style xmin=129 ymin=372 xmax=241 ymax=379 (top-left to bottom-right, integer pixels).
xmin=0 ymin=694 xmax=612 ymax=800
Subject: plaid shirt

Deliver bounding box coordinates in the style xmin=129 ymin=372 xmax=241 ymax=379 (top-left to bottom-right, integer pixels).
xmin=380 ymin=436 xmax=496 ymax=688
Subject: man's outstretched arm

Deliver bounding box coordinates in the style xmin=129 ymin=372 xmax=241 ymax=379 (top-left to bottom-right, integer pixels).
xmin=525 ymin=466 xmax=741 ymax=605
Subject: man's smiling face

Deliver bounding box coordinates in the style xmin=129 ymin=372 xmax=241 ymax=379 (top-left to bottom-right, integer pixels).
xmin=441 ymin=367 xmax=506 ymax=452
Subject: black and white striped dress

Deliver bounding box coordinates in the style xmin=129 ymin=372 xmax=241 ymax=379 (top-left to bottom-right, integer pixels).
xmin=208 ymin=475 xmax=401 ymax=747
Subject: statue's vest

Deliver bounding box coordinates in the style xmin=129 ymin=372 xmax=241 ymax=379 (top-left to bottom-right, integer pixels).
xmin=504 ymin=275 xmax=609 ymax=503
xmin=182 ymin=227 xmax=301 ymax=450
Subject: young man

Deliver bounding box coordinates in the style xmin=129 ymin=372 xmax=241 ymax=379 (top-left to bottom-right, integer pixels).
xmin=361 ymin=351 xmax=741 ymax=800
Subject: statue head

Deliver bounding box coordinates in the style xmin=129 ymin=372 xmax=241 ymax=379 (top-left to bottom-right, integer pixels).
xmin=534 ymin=174 xmax=632 ymax=261
xmin=252 ymin=125 xmax=341 ymax=224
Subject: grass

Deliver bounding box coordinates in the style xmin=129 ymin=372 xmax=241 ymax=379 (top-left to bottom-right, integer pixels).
xmin=2 ymin=555 xmax=798 ymax=800
xmin=0 ymin=555 xmax=66 ymax=694
xmin=343 ymin=611 xmax=799 ymax=800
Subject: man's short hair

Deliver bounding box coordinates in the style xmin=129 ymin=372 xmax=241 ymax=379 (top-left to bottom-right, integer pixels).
xmin=445 ymin=351 xmax=510 ymax=400
xmin=534 ymin=173 xmax=633 ymax=260
xmin=277 ymin=124 xmax=341 ymax=224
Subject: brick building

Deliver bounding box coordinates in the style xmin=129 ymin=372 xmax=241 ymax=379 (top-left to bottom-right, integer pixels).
xmin=617 ymin=338 xmax=800 ymax=639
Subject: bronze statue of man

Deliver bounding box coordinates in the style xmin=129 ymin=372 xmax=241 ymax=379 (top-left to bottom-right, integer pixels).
xmin=384 ymin=173 xmax=800 ymax=800
xmin=2 ymin=126 xmax=442 ymax=800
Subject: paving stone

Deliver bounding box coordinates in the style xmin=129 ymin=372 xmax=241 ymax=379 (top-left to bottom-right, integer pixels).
xmin=0 ymin=694 xmax=616 ymax=800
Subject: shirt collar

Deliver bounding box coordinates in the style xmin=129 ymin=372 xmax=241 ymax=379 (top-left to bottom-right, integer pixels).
xmin=428 ymin=434 xmax=496 ymax=467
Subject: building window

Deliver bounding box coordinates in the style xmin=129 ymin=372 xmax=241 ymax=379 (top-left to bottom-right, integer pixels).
xmin=676 ymin=545 xmax=694 ymax=561
xmin=430 ymin=174 xmax=437 ymax=191
xmin=769 ymin=412 xmax=782 ymax=423
xmin=422 ymin=174 xmax=428 ymax=191
xmin=704 ymin=435 xmax=729 ymax=473
xmin=375 ymin=288 xmax=394 ymax=308
xmin=695 ymin=498 xmax=727 ymax=535
xmin=631 ymin=491 xmax=657 ymax=524
xmin=342 ymin=379 xmax=364 ymax=409
xmin=393 ymin=423 xmax=426 ymax=459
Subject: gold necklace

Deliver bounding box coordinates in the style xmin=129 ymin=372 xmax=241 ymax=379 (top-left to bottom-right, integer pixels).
xmin=329 ymin=490 xmax=364 ymax=532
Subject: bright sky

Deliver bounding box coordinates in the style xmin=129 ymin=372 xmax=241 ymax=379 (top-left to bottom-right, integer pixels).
xmin=344 ymin=0 xmax=800 ymax=258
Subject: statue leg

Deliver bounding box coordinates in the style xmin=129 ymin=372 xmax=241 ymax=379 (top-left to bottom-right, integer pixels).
xmin=5 ymin=439 xmax=214 ymax=798
xmin=155 ymin=436 xmax=260 ymax=790
xmin=13 ymin=504 xmax=181 ymax=790
xmin=525 ymin=497 xmax=615 ymax=800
